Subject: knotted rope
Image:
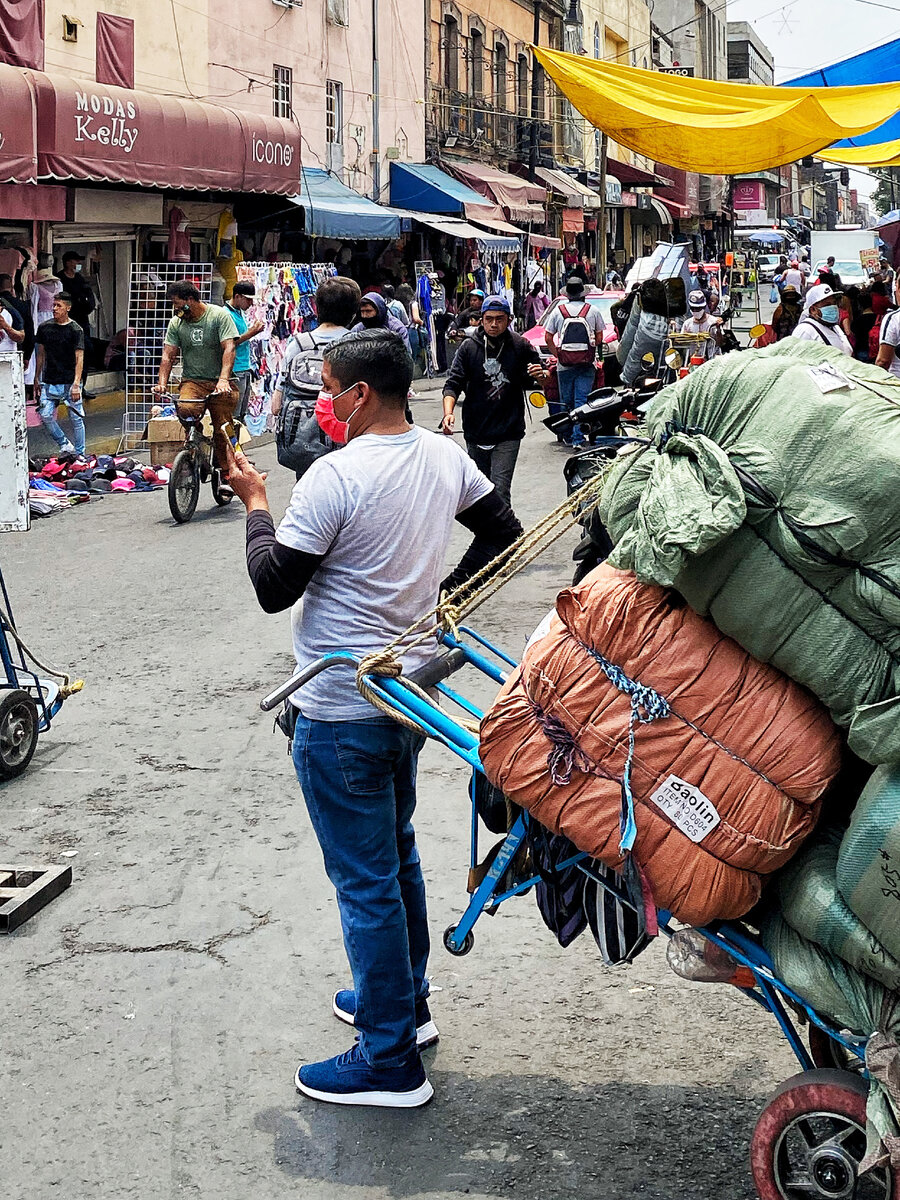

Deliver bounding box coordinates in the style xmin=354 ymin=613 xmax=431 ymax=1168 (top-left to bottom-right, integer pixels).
xmin=354 ymin=459 xmax=616 ymax=732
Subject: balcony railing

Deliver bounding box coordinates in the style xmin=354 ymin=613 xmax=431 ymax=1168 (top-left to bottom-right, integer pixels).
xmin=429 ymin=85 xmax=553 ymax=160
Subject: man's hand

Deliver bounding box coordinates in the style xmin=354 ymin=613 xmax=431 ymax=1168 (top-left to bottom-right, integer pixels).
xmin=153 ymin=382 xmax=168 ymax=396
xmin=70 ymin=382 xmax=82 ymax=399
xmin=212 ymin=377 xmax=232 ymax=397
xmin=440 ymin=411 xmax=455 ymax=435
xmin=527 ymin=362 xmax=547 ymax=382
xmin=247 ymin=319 xmax=265 ymax=338
xmin=223 ymin=442 xmax=269 ymax=511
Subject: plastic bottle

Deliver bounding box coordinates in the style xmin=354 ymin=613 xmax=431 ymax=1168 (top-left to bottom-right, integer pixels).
xmin=666 ymin=928 xmax=756 ymax=988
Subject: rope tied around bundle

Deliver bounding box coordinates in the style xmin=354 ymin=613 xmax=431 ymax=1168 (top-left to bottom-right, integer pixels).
xmin=354 ymin=459 xmax=616 ymax=733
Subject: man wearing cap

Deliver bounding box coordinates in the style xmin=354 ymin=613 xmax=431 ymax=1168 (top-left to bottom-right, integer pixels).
xmin=225 ymin=282 xmax=265 ymax=422
xmin=441 ymin=295 xmax=546 ymax=506
xmin=543 ymin=278 xmax=605 ymax=445
xmin=791 ymin=283 xmax=852 ymax=355
xmin=56 ymin=251 xmax=96 ymax=398
xmin=681 ymin=290 xmax=723 ymax=361
xmin=447 ymin=288 xmax=486 ymax=344
xmin=783 ymin=260 xmax=805 ymax=293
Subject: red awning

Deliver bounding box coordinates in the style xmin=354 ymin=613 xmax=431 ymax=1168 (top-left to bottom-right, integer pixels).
xmin=28 ymin=72 xmax=301 ymax=195
xmin=562 ymin=207 xmax=583 ymax=232
xmin=529 ymin=233 xmax=563 ymax=250
xmin=0 ymin=64 xmax=37 ymax=184
xmin=608 ymin=156 xmax=672 ymax=189
xmin=448 ymin=161 xmax=547 ymax=224
xmin=656 ymin=195 xmax=692 ymax=219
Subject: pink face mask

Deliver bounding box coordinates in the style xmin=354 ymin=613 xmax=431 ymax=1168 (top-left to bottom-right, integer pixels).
xmin=315 ymin=382 xmax=361 ymax=445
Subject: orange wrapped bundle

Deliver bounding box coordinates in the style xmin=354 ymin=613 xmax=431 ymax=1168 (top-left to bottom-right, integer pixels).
xmin=479 ymin=565 xmax=841 ymax=925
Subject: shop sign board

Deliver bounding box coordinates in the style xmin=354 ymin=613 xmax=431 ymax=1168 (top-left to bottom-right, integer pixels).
xmin=658 ymin=66 xmax=695 ymax=77
xmin=860 ymin=247 xmax=880 ymax=272
xmin=733 ymin=181 xmax=766 ymax=211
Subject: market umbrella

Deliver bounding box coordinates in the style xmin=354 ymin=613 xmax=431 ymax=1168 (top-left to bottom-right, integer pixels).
xmin=530 ymin=46 xmax=900 ymax=174
xmin=748 ymin=232 xmax=786 ymax=245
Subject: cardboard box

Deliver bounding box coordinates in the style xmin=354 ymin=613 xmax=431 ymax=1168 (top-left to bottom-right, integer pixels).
xmin=148 ymin=416 xmax=185 ymax=466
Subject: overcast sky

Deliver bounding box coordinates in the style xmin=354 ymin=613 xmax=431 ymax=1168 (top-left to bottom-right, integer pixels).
xmin=727 ymin=0 xmax=900 ymax=198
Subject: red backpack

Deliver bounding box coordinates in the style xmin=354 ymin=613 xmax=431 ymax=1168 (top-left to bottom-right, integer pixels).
xmin=556 ymin=303 xmax=596 ymax=366
xmin=870 ymin=312 xmax=893 ymax=362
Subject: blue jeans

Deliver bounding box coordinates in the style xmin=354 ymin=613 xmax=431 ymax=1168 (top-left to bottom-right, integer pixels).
xmin=38 ymin=383 xmax=85 ymax=455
xmin=557 ymin=364 xmax=597 ymax=445
xmin=293 ymin=715 xmax=429 ymax=1067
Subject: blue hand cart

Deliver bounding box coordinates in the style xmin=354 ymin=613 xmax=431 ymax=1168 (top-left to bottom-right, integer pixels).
xmin=262 ymin=628 xmax=896 ymax=1200
xmin=0 ymin=565 xmax=81 ymax=779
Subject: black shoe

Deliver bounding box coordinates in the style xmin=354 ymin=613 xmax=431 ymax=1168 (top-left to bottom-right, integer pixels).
xmin=81 ymin=390 xmax=96 ymax=401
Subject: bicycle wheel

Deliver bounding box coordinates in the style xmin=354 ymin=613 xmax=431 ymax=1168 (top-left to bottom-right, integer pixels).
xmin=168 ymin=448 xmax=200 ymax=523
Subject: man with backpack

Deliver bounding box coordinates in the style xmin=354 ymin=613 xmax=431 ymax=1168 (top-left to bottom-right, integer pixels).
xmin=440 ymin=295 xmax=545 ymax=506
xmin=272 ymin=276 xmax=360 ymax=477
xmin=543 ymin=279 xmax=604 ymax=447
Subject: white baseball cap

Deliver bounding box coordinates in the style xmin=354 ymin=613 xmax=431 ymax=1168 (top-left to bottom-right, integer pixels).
xmin=803 ymin=282 xmax=842 ymax=313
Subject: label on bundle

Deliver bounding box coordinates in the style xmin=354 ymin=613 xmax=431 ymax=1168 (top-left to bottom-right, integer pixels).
xmin=649 ymin=775 xmax=720 ymax=843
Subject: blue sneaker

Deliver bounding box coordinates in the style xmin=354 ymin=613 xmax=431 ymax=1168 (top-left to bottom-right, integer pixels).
xmin=332 ymin=989 xmax=440 ymax=1049
xmin=295 ymin=1042 xmax=434 ymax=1108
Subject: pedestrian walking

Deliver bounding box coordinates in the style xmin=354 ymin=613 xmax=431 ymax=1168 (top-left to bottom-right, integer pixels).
xmin=771 ymin=284 xmax=803 ymax=341
xmin=225 ymin=281 xmax=265 ymax=422
xmin=782 ymin=260 xmax=805 ymax=293
xmin=55 ymin=251 xmax=96 ymax=398
xmin=441 ymin=295 xmax=546 ymax=505
xmin=225 ymin=328 xmax=522 ymax=1108
xmin=447 ymin=288 xmax=485 ymax=346
xmin=543 ymin=278 xmax=604 ymax=446
xmin=850 ymin=289 xmax=877 ymax=361
xmin=33 ymin=293 xmax=86 ymax=455
xmin=352 ymin=292 xmax=411 ymax=353
xmin=154 ymin=279 xmax=239 ymax=480
xmin=875 ymin=275 xmax=900 ymax=378
xmin=524 ymin=280 xmax=549 ymax=330
xmin=791 ymin=284 xmax=852 ymax=355
xmin=382 ymin=285 xmax=410 ymax=328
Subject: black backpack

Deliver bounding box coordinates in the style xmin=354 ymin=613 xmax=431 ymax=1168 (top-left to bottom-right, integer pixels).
xmin=275 ymin=331 xmax=338 ymax=477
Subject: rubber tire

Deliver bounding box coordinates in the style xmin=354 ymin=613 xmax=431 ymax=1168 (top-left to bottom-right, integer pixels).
xmin=168 ymin=449 xmax=200 ymax=524
xmin=809 ymin=1025 xmax=864 ymax=1075
xmin=211 ymin=468 xmax=233 ymax=507
xmin=0 ymin=689 xmax=39 ymax=780
xmin=442 ymin=924 xmax=474 ymax=956
xmin=751 ymin=1068 xmax=896 ymax=1200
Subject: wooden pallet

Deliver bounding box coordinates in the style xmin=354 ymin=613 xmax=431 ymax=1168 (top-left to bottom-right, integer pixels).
xmin=0 ymin=864 xmax=72 ymax=932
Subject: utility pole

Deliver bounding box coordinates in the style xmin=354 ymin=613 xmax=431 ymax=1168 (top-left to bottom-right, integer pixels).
xmin=528 ymin=0 xmax=542 ymax=183
xmin=598 ymin=132 xmax=608 ymax=280
xmin=371 ymin=0 xmax=380 ymax=201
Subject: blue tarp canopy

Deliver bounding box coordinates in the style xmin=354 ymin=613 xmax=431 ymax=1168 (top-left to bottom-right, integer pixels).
xmin=290 ymin=168 xmax=401 ymax=239
xmin=389 ymin=162 xmax=487 ymax=214
xmin=784 ymin=38 xmax=900 ymax=148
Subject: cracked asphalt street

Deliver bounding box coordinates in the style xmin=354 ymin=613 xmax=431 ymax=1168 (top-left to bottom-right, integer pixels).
xmin=1 ymin=384 xmax=794 ymax=1200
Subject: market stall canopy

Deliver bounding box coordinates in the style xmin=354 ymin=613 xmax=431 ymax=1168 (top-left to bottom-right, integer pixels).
xmin=816 ymin=138 xmax=900 ymax=169
xmin=291 ymin=168 xmax=401 ymax=239
xmin=446 ymin=161 xmax=547 ymax=223
xmin=607 ymin=156 xmax=670 ymax=189
xmin=407 ymin=212 xmax=520 ymax=253
xmin=466 ymin=208 xmax=523 ymax=236
xmin=784 ymin=37 xmax=900 ymax=151
xmin=533 ymin=166 xmax=603 ymax=209
xmin=531 ymin=45 xmax=900 ymax=175
xmin=29 ymin=72 xmax=301 ymax=194
xmin=389 ymin=162 xmax=487 ymax=214
xmin=0 ymin=64 xmax=37 ymax=184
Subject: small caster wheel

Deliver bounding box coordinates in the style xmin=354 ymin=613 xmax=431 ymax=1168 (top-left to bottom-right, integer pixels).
xmin=808 ymin=1025 xmax=864 ymax=1076
xmin=443 ymin=923 xmax=474 ymax=956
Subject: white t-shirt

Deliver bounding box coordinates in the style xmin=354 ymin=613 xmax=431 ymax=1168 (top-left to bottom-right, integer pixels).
xmin=276 ymin=426 xmax=494 ymax=720
xmin=544 ymin=301 xmax=605 ymax=368
xmin=681 ymin=312 xmax=721 ymax=358
xmin=879 ymin=310 xmax=900 ymax=378
xmin=783 ymin=268 xmax=804 ymax=290
xmin=791 ymin=318 xmax=852 ymax=356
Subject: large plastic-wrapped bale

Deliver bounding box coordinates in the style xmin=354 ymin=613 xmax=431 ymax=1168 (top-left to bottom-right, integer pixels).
xmin=599 ymin=339 xmax=900 ymax=765
xmin=479 ymin=564 xmax=841 ymax=926
xmin=837 ymin=765 xmax=900 ymax=961
xmin=772 ymin=828 xmax=900 ymax=991
xmin=761 ymin=912 xmax=900 ymax=1169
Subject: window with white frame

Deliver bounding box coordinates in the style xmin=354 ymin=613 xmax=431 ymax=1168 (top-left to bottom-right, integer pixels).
xmin=326 ymin=79 xmax=343 ymax=145
xmin=273 ymin=64 xmax=292 ymax=119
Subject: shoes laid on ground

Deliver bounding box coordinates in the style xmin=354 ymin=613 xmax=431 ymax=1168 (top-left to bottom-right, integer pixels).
xmin=332 ymin=988 xmax=440 ymax=1048
xmin=295 ymin=1042 xmax=433 ymax=1108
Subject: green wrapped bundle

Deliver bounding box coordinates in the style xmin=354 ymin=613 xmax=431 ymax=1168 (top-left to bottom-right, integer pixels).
xmin=774 ymin=827 xmax=900 ymax=992
xmin=838 ymin=765 xmax=900 ymax=961
xmin=600 ymin=340 xmax=900 ymax=765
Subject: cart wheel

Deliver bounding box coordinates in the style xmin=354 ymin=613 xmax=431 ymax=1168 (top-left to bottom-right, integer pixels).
xmin=0 ymin=690 xmax=39 ymax=780
xmin=751 ymin=1069 xmax=895 ymax=1199
xmin=211 ymin=468 xmax=233 ymax=507
xmin=168 ymin=449 xmax=200 ymax=523
xmin=443 ymin=924 xmax=474 ymax=956
xmin=809 ymin=1025 xmax=865 ymax=1076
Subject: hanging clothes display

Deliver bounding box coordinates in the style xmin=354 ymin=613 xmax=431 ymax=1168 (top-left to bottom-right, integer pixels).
xmin=234 ymin=261 xmax=338 ymax=438
xmin=26 ymin=270 xmax=63 ymax=385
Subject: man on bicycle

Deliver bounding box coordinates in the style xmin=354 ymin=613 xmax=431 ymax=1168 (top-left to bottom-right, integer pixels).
xmin=154 ymin=280 xmax=239 ymax=475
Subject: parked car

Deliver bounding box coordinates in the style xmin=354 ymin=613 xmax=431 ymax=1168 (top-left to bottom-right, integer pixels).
xmin=524 ymin=289 xmax=625 ymax=369
xmin=756 ymin=254 xmax=783 ymax=282
xmin=812 ymin=258 xmax=870 ymax=288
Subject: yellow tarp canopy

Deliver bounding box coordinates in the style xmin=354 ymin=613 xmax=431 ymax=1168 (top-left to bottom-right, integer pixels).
xmin=532 ymin=46 xmax=900 ymax=174
xmin=818 ymin=139 xmax=900 ymax=168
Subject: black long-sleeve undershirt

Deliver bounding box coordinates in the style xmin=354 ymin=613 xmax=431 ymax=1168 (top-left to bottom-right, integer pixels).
xmin=245 ymin=490 xmax=523 ymax=614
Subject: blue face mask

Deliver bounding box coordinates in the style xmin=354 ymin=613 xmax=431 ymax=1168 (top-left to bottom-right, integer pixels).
xmin=818 ymin=304 xmax=840 ymax=325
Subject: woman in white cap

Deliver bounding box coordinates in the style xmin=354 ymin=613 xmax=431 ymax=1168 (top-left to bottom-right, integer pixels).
xmin=791 ymin=283 xmax=852 ymax=355
xmin=681 ymin=289 xmax=723 ymax=361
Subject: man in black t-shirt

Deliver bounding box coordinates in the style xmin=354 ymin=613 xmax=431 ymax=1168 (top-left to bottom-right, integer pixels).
xmin=56 ymin=251 xmax=96 ymax=397
xmin=34 ymin=293 xmax=86 ymax=456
